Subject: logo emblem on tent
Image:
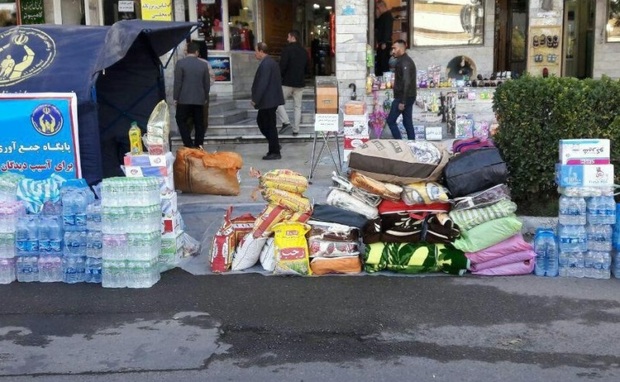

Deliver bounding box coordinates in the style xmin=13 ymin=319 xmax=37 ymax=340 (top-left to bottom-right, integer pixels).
xmin=0 ymin=27 xmax=56 ymax=86
xmin=31 ymin=104 xmax=63 ymax=136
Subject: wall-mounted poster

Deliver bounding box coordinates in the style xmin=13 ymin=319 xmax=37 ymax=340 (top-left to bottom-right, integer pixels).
xmin=207 ymin=56 xmax=231 ymax=82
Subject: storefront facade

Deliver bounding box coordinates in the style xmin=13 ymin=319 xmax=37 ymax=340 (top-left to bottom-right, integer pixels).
xmin=7 ymin=0 xmax=620 ymax=103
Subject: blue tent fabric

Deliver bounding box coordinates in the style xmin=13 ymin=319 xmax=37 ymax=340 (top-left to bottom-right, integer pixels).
xmin=0 ymin=20 xmax=197 ymax=184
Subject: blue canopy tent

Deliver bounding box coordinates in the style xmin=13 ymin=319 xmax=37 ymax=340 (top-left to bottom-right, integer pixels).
xmin=0 ymin=20 xmax=198 ymax=184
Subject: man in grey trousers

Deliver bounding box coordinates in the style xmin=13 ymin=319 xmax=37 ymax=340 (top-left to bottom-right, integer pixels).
xmin=174 ymin=41 xmax=211 ymax=148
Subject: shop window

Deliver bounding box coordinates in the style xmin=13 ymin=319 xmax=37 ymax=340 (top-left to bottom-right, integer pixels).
xmin=607 ymin=0 xmax=620 ymax=42
xmin=228 ymin=0 xmax=255 ymax=51
xmin=197 ymin=0 xmax=224 ymax=50
xmin=412 ymin=0 xmax=485 ymax=47
xmin=103 ymin=0 xmax=142 ymax=26
xmin=0 ymin=1 xmax=17 ymax=26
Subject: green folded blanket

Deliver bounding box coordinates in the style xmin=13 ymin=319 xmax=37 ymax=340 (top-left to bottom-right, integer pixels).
xmin=364 ymin=242 xmax=468 ymax=275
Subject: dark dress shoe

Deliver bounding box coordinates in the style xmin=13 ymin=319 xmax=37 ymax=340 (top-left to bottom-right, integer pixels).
xmin=262 ymin=153 xmax=282 ymax=160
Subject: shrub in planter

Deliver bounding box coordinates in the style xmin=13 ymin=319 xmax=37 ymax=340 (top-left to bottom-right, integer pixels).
xmin=492 ymin=75 xmax=620 ymax=215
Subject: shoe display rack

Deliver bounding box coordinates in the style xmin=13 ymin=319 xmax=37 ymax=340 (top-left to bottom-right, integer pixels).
xmin=529 ymin=25 xmax=563 ymax=77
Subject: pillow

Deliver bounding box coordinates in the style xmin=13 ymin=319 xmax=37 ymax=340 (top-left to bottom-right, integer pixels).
xmin=453 ymin=215 xmax=523 ymax=253
xmin=259 ymin=238 xmax=276 ymax=272
xmin=449 ymin=199 xmax=517 ymax=231
xmin=401 ymin=182 xmax=450 ymax=205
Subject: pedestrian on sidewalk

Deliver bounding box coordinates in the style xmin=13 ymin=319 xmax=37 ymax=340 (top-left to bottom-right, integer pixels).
xmin=386 ymin=39 xmax=417 ymax=140
xmin=375 ymin=0 xmax=393 ymax=76
xmin=174 ymin=41 xmax=211 ymax=148
xmin=277 ymin=30 xmax=308 ymax=136
xmin=251 ymin=42 xmax=285 ymax=160
xmin=197 ymin=44 xmax=216 ymax=139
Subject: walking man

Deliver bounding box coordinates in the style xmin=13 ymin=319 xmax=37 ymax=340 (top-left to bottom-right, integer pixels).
xmin=277 ymin=30 xmax=308 ymax=136
xmin=252 ymin=42 xmax=285 ymax=160
xmin=174 ymin=42 xmax=211 ymax=148
xmin=386 ymin=39 xmax=417 ymax=140
xmin=375 ymin=0 xmax=393 ymax=76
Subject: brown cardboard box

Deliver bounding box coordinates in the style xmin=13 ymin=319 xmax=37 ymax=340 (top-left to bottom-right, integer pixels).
xmin=316 ymin=86 xmax=338 ymax=114
xmin=344 ymin=101 xmax=366 ymax=115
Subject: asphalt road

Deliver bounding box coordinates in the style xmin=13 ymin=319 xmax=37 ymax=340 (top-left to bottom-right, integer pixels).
xmin=1 ymin=270 xmax=620 ymax=381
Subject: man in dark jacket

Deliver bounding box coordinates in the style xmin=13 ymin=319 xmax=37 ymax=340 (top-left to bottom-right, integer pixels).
xmin=375 ymin=0 xmax=393 ymax=76
xmin=386 ymin=39 xmax=417 ymax=140
xmin=252 ymin=42 xmax=285 ymax=160
xmin=174 ymin=42 xmax=212 ymax=148
xmin=277 ymin=30 xmax=307 ymax=136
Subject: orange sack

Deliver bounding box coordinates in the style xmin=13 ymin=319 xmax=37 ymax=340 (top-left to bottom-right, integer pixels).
xmin=174 ymin=147 xmax=243 ymax=195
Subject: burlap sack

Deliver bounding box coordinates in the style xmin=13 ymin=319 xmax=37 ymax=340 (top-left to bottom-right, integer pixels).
xmin=173 ymin=147 xmax=242 ymax=195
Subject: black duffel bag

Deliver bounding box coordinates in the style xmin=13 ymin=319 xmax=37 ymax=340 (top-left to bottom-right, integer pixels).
xmin=443 ymin=147 xmax=508 ymax=198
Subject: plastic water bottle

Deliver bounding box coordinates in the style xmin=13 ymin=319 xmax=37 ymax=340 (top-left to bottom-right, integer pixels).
xmin=26 ymin=216 xmax=39 ymax=254
xmin=15 ymin=216 xmax=28 ymax=254
xmin=63 ymin=254 xmax=86 ymax=284
xmin=86 ymin=201 xmax=102 ymax=232
xmin=74 ymin=189 xmax=89 ymax=229
xmin=558 ymin=251 xmax=569 ymax=277
xmin=587 ymin=224 xmax=613 ymax=252
xmin=38 ymin=254 xmax=63 ymax=282
xmin=62 ymin=190 xmax=76 ymax=230
xmin=0 ymin=232 xmax=15 ymax=259
xmin=534 ymin=228 xmax=558 ymax=277
xmin=16 ymin=254 xmax=39 ymax=282
xmin=48 ymin=216 xmax=63 ymax=253
xmin=38 ymin=216 xmax=51 ymax=253
xmin=600 ymin=196 xmax=616 ymax=225
xmin=559 ymin=196 xmax=586 ymax=225
xmin=85 ymin=256 xmax=102 ymax=283
xmin=0 ymin=257 xmax=15 ymax=284
xmin=87 ymin=231 xmax=103 ymax=258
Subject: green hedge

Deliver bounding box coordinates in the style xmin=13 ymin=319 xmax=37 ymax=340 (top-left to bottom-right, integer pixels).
xmin=492 ymin=75 xmax=620 ymax=214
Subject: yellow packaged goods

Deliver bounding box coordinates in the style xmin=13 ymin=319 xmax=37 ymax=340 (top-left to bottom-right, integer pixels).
xmin=249 ymin=168 xmax=309 ymax=194
xmin=272 ymin=222 xmax=312 ymax=276
xmin=261 ymin=187 xmax=312 ymax=213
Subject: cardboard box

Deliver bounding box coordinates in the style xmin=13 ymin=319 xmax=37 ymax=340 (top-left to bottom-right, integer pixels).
xmin=316 ymin=86 xmax=338 ymax=113
xmin=161 ymin=191 xmax=178 ymax=217
xmin=342 ymin=114 xmax=369 ymax=136
xmin=559 ymin=139 xmax=610 ymax=165
xmin=123 ymin=152 xmax=174 ymax=167
xmin=162 ymin=211 xmax=183 ymax=234
xmin=343 ymin=101 xmax=366 ymax=115
xmin=555 ymin=164 xmax=614 ymax=187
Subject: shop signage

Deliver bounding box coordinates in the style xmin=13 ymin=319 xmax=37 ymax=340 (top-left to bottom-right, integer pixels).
xmin=19 ymin=0 xmax=45 ymax=25
xmin=206 ymin=56 xmax=231 ymax=82
xmin=141 ymin=0 xmax=172 ymax=21
xmin=118 ymin=1 xmax=135 ymax=13
xmin=314 ymin=113 xmax=339 ymax=132
xmin=0 ymin=93 xmax=81 ymax=180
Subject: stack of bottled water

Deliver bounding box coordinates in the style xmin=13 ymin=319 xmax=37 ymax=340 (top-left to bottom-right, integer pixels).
xmin=0 ymin=201 xmax=25 ymax=284
xmin=612 ymin=204 xmax=620 ymax=279
xmin=101 ymin=177 xmax=161 ymax=288
xmin=61 ymin=185 xmax=92 ymax=284
xmin=533 ymin=228 xmax=558 ymax=276
xmin=37 ymin=215 xmax=64 ymax=282
xmin=584 ymin=196 xmax=614 ymax=279
xmin=557 ymin=195 xmax=587 ymax=277
xmin=85 ymin=201 xmax=102 ymax=283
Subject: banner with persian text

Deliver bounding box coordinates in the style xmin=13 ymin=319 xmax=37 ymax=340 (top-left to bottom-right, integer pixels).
xmin=0 ymin=93 xmax=80 ymax=180
xmin=141 ymin=0 xmax=173 ymax=21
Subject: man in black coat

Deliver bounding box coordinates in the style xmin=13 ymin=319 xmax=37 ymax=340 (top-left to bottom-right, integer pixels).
xmin=375 ymin=0 xmax=393 ymax=76
xmin=386 ymin=39 xmax=417 ymax=140
xmin=276 ymin=30 xmax=307 ymax=136
xmin=174 ymin=42 xmax=211 ymax=148
xmin=251 ymin=42 xmax=285 ymax=160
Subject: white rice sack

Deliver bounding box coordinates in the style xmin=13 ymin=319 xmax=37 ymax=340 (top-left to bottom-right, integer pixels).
xmin=231 ymin=233 xmax=267 ymax=270
xmin=259 ymin=238 xmax=276 ymax=272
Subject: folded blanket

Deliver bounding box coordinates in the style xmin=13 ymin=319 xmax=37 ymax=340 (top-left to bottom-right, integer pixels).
xmin=465 ymin=234 xmax=532 ymax=264
xmin=449 ymin=199 xmax=517 ymax=232
xmin=468 ymin=249 xmax=536 ymax=272
xmin=363 ymin=212 xmax=460 ymax=245
xmin=470 ymin=259 xmax=534 ymax=276
xmin=364 ymin=242 xmax=468 ymax=275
